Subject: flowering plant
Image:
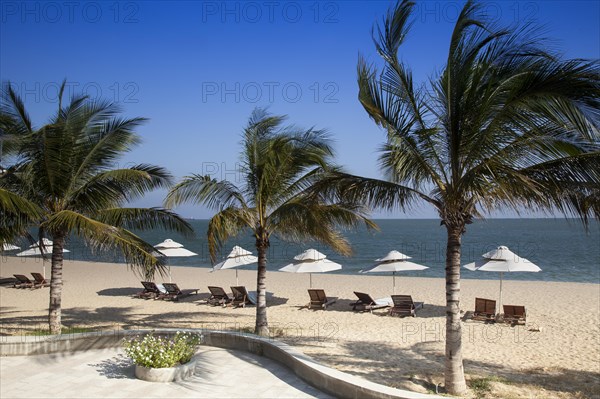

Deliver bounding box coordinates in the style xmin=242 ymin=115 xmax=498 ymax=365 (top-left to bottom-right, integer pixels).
xmin=122 ymin=332 xmax=202 ymax=368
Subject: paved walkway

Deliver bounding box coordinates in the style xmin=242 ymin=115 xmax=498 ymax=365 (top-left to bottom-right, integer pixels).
xmin=0 ymin=347 xmax=331 ymax=398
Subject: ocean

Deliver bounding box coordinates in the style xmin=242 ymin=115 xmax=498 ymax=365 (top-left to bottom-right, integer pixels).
xmin=7 ymin=219 xmax=599 ymax=284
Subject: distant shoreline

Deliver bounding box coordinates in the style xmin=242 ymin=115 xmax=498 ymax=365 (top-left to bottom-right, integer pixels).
xmin=2 ymin=256 xmax=598 ymax=286
xmin=1 ymin=256 xmax=598 ymax=398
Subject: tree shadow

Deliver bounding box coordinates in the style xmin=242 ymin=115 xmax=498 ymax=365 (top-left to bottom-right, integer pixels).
xmin=266 ymin=295 xmax=289 ymax=306
xmin=96 ymin=287 xmax=140 ymax=297
xmin=89 ymin=353 xmax=134 ymax=379
xmin=297 ymin=298 xmax=446 ymax=318
xmin=0 ymin=277 xmax=18 ymax=287
xmin=320 ymin=338 xmax=600 ymax=397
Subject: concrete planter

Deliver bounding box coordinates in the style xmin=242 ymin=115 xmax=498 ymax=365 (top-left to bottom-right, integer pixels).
xmin=134 ymin=355 xmax=198 ymax=382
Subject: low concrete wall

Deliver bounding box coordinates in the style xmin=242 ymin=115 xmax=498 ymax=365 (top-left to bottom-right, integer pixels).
xmin=0 ymin=329 xmax=446 ymax=399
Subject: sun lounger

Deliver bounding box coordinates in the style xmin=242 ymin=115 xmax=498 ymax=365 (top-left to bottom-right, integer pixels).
xmin=134 ymin=281 xmax=162 ymax=299
xmin=472 ymin=297 xmax=496 ymax=322
xmin=389 ymin=295 xmax=424 ymax=317
xmin=230 ymin=286 xmax=256 ymax=308
xmin=350 ymin=291 xmax=392 ymax=313
xmin=158 ymin=283 xmax=198 ymax=301
xmin=307 ymin=289 xmax=337 ymax=310
xmin=503 ymin=304 xmax=526 ymax=325
xmin=207 ymin=286 xmax=232 ymax=306
xmin=13 ymin=274 xmax=35 ymax=289
xmin=31 ymin=272 xmax=50 ymax=288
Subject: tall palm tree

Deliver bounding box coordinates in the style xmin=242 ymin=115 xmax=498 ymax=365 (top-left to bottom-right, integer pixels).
xmin=0 ymin=81 xmax=193 ymax=334
xmin=325 ymin=0 xmax=599 ymax=394
xmin=166 ymin=109 xmax=375 ymax=336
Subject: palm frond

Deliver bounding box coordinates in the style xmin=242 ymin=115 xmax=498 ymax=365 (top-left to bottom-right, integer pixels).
xmin=372 ymin=0 xmax=415 ymax=64
xmin=70 ymin=165 xmax=173 ymax=212
xmin=358 ymin=45 xmax=446 ymax=191
xmin=310 ymin=169 xmax=432 ymax=211
xmin=165 ymin=174 xmax=246 ymax=210
xmin=69 ymin=115 xmax=147 ymax=187
xmin=0 ymin=188 xmax=43 ymax=243
xmin=206 ymin=206 xmax=254 ymax=263
xmin=95 ymin=207 xmax=194 ymax=237
xmin=1 ymin=82 xmax=33 ymax=135
xmin=269 ymin=199 xmax=376 ymax=256
xmin=42 ymin=210 xmax=168 ymax=278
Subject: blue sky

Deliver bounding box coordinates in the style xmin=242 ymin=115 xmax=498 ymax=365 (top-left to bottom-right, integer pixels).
xmin=1 ymin=1 xmax=599 ymax=218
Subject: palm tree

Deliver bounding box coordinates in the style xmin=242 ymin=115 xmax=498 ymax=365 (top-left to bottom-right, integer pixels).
xmin=0 ymin=81 xmax=193 ymax=334
xmin=328 ymin=0 xmax=599 ymax=394
xmin=166 ymin=109 xmax=375 ymax=336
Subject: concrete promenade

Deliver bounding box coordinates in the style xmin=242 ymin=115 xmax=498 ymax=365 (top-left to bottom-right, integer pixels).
xmin=0 ymin=346 xmax=331 ymax=398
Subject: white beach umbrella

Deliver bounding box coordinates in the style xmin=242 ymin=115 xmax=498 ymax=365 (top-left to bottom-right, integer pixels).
xmin=464 ymin=245 xmax=541 ymax=310
xmin=1 ymin=243 xmax=20 ymax=251
xmin=212 ymin=245 xmax=258 ymax=285
xmin=16 ymin=240 xmax=70 ymax=278
xmin=156 ymin=247 xmax=198 ymax=257
xmin=154 ymin=239 xmax=184 ymax=249
xmin=279 ymin=249 xmax=342 ymax=288
xmin=154 ymin=239 xmax=198 ymax=282
xmin=17 ymin=239 xmax=70 ymax=257
xmin=360 ymin=250 xmax=429 ymax=293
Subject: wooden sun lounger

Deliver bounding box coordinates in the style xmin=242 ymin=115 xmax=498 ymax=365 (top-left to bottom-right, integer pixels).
xmin=158 ymin=283 xmax=198 ymax=301
xmin=389 ymin=295 xmax=424 ymax=317
xmin=307 ymin=289 xmax=337 ymax=310
xmin=31 ymin=273 xmax=50 ymax=288
xmin=350 ymin=291 xmax=391 ymax=313
xmin=472 ymin=297 xmax=497 ymax=322
xmin=503 ymin=304 xmax=526 ymax=326
xmin=230 ymin=286 xmax=256 ymax=308
xmin=207 ymin=286 xmax=232 ymax=306
xmin=134 ymin=281 xmax=162 ymax=299
xmin=13 ymin=274 xmax=35 ymax=289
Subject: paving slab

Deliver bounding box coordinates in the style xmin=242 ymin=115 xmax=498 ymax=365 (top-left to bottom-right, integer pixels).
xmin=0 ymin=346 xmax=331 ymax=398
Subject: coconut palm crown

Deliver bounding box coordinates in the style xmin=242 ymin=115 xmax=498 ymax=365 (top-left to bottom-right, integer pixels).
xmin=323 ymin=0 xmax=599 ymax=394
xmin=166 ymin=108 xmax=375 ymax=336
xmin=0 ymin=81 xmax=193 ymax=334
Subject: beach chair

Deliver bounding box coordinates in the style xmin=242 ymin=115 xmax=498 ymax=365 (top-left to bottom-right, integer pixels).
xmin=503 ymin=305 xmax=526 ymax=326
xmin=158 ymin=283 xmax=198 ymax=301
xmin=207 ymin=286 xmax=232 ymax=306
xmin=472 ymin=297 xmax=496 ymax=322
xmin=13 ymin=274 xmax=35 ymax=289
xmin=134 ymin=281 xmax=162 ymax=299
xmin=307 ymin=289 xmax=337 ymax=310
xmin=230 ymin=286 xmax=256 ymax=308
xmin=30 ymin=273 xmax=50 ymax=288
xmin=350 ymin=291 xmax=391 ymax=313
xmin=389 ymin=295 xmax=424 ymax=317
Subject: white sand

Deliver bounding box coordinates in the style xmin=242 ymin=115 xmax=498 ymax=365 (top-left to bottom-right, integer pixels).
xmin=1 ymin=256 xmax=598 ymax=398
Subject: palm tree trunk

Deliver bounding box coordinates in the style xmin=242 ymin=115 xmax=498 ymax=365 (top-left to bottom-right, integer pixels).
xmin=254 ymin=238 xmax=269 ymax=336
xmin=48 ymin=232 xmax=66 ymax=334
xmin=444 ymin=224 xmax=467 ymax=395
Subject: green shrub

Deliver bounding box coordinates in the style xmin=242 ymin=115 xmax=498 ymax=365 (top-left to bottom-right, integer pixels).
xmin=122 ymin=332 xmax=202 ymax=368
xmin=28 ymin=326 xmax=96 ymax=336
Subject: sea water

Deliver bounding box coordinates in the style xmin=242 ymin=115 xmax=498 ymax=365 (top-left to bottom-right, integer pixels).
xmin=10 ymin=219 xmax=599 ymax=284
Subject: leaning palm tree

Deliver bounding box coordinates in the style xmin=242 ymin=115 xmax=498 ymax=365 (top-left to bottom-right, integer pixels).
xmin=1 ymin=81 xmax=193 ymax=334
xmin=327 ymin=0 xmax=599 ymax=394
xmin=166 ymin=109 xmax=374 ymax=336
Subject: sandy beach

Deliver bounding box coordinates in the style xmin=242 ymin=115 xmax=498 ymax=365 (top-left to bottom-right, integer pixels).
xmin=1 ymin=256 xmax=598 ymax=398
